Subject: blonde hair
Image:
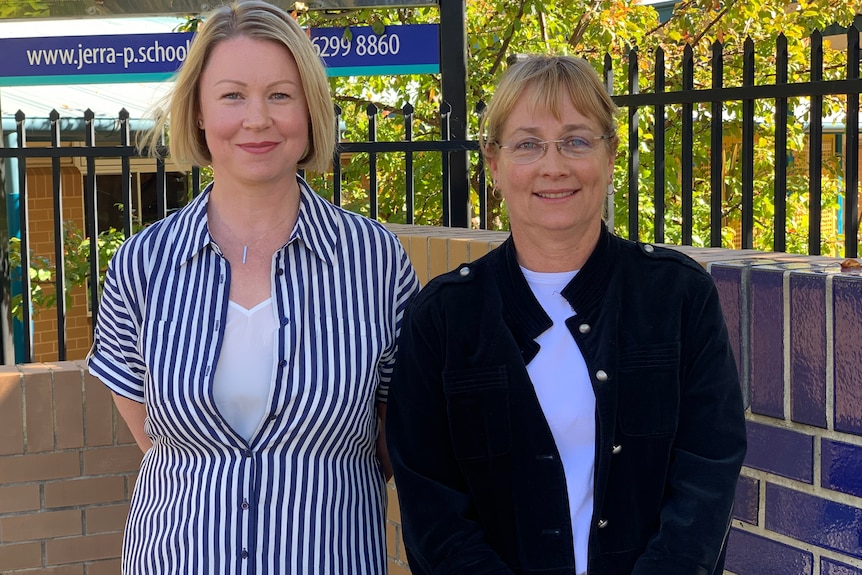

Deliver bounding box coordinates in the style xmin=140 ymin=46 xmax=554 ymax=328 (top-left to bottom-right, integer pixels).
xmin=141 ymin=0 xmax=335 ymax=173
xmin=480 ymin=55 xmax=618 ymax=161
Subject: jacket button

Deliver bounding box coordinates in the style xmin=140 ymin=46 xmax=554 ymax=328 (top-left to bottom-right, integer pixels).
xmin=596 ymin=370 xmax=609 ymax=382
xmin=611 ymin=444 xmax=622 ymax=455
xmin=597 ymin=519 xmax=609 ymax=529
xmin=578 ymin=323 xmax=591 ymax=334
xmin=643 ymin=244 xmax=655 ymax=253
xmin=459 ymin=266 xmax=470 ymax=276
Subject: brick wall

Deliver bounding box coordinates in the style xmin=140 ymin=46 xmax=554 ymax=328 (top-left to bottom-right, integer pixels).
xmin=0 ymin=361 xmax=141 ymax=574
xmin=710 ymin=260 xmax=862 ymax=575
xmin=1 ymin=225 xmax=861 ymax=574
xmin=26 ymin=166 xmax=92 ymax=362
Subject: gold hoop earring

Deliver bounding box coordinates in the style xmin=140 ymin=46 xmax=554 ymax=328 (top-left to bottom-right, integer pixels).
xmin=607 ymin=184 xmax=615 ymax=197
xmin=492 ymin=186 xmax=502 ymax=201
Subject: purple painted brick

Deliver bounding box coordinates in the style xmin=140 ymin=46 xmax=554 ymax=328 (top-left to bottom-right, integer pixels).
xmin=822 ymin=558 xmax=862 ymax=575
xmin=725 ymin=528 xmax=813 ymax=575
xmin=733 ymin=475 xmax=759 ymax=525
xmin=712 ymin=264 xmax=743 ymax=382
xmin=750 ymin=268 xmax=785 ymax=418
xmin=744 ymin=420 xmax=813 ymax=483
xmin=766 ymin=483 xmax=862 ymax=559
xmin=834 ymin=275 xmax=862 ymax=435
xmin=822 ymin=439 xmax=862 ymax=498
xmin=789 ymin=273 xmax=827 ymax=428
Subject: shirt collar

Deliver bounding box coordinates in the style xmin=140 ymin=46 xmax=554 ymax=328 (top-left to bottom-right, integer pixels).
xmin=174 ymin=177 xmax=340 ymax=267
xmin=289 ymin=177 xmax=339 ymax=266
xmin=495 ymin=222 xmax=615 ymax=352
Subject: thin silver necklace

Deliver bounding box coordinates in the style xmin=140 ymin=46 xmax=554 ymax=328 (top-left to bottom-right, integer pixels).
xmin=212 ymin=210 xmax=293 ymax=264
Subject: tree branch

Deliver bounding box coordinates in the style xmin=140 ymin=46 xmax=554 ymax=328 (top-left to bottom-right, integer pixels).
xmin=488 ymin=0 xmax=529 ymax=79
xmin=691 ymin=0 xmax=739 ymax=46
xmin=568 ymin=0 xmax=603 ymax=49
xmin=333 ymin=94 xmax=438 ymax=129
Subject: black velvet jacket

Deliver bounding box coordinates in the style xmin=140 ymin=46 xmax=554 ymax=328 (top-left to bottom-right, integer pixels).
xmin=387 ymin=227 xmax=747 ymax=575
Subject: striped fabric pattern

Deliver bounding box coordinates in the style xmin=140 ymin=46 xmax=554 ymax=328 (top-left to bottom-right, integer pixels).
xmin=88 ymin=178 xmax=419 ymax=574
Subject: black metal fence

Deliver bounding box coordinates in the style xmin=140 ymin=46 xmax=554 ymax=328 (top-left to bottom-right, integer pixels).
xmin=0 ymin=23 xmax=861 ymax=362
xmin=609 ymin=25 xmax=861 ymax=257
xmin=0 ymin=103 xmax=484 ymax=362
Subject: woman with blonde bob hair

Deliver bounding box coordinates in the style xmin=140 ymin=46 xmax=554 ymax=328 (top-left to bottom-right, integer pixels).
xmin=90 ymin=1 xmax=419 ymax=573
xmin=142 ymin=0 xmax=334 ymax=172
xmin=388 ymin=54 xmax=746 ymax=575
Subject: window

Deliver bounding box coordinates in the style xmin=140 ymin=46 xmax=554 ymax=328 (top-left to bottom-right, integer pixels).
xmin=86 ymin=171 xmax=189 ymax=232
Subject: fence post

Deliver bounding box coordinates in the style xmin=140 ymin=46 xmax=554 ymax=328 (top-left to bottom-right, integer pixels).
xmin=845 ymin=24 xmax=860 ymax=259
xmin=15 ymin=111 xmax=32 ymax=363
xmin=627 ymin=47 xmax=640 ymax=242
xmin=50 ymin=110 xmax=67 ymax=361
xmin=84 ymin=110 xmax=100 ymax=334
xmin=604 ymin=54 xmax=615 ymax=233
xmin=0 ymin=90 xmax=11 ymax=364
xmin=774 ymin=34 xmax=788 ymax=253
xmin=439 ymin=0 xmax=470 ymax=228
xmin=710 ymin=40 xmax=724 ymax=248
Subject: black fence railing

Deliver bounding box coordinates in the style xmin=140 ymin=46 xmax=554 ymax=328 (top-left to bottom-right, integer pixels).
xmin=331 ymin=101 xmax=486 ymax=228
xmin=1 ymin=24 xmax=861 ymax=362
xmin=0 ymin=103 xmax=483 ymax=362
xmin=606 ymin=25 xmax=861 ymax=258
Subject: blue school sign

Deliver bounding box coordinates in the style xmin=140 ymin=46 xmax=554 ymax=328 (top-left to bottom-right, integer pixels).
xmin=0 ymin=24 xmax=439 ymax=86
xmin=310 ymin=24 xmax=439 ymax=77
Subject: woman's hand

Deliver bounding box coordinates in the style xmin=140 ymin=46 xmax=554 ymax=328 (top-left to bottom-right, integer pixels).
xmin=112 ymin=392 xmax=153 ymax=453
xmin=376 ymin=402 xmax=393 ymax=482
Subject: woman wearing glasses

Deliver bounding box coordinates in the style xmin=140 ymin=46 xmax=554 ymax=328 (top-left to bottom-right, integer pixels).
xmin=386 ymin=55 xmax=746 ymax=575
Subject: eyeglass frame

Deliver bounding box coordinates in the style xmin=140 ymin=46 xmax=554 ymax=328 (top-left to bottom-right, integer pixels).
xmin=490 ymin=133 xmax=615 ymax=165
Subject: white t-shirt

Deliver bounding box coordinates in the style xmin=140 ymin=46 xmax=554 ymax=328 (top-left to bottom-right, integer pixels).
xmin=521 ymin=267 xmax=596 ymax=575
xmin=212 ymin=298 xmax=276 ymax=442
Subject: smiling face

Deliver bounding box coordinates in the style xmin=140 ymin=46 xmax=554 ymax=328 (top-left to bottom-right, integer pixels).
xmin=486 ymin=89 xmax=616 ymax=248
xmin=197 ymin=36 xmax=310 ymax=190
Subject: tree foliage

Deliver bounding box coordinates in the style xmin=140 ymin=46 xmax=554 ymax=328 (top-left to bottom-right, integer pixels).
xmin=300 ymin=0 xmax=858 ymax=254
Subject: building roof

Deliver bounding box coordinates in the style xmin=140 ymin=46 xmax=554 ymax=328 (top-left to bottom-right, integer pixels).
xmin=0 ymin=16 xmax=178 ymax=121
xmin=2 ymin=82 xmax=171 ymax=120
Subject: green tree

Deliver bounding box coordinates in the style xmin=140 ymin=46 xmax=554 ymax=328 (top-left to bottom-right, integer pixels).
xmin=299 ymin=0 xmax=857 ymax=254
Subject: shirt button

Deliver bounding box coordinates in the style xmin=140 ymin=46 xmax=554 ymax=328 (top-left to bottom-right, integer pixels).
xmin=276 ymin=268 xmax=284 ymax=276
xmin=279 ymin=359 xmax=287 ymax=368
xmin=578 ymin=323 xmax=591 ymax=334
xmin=240 ymin=549 xmax=249 ymax=559
xmin=268 ymin=414 xmax=277 ymax=422
xmin=596 ymin=370 xmax=609 ymax=382
xmin=597 ymin=519 xmax=609 ymax=529
xmin=243 ymin=450 xmax=252 ymax=458
xmin=241 ymin=499 xmax=250 ymax=510
xmin=281 ymin=317 xmax=290 ymax=326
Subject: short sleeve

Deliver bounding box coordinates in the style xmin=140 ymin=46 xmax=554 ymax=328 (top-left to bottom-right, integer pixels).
xmin=375 ymin=240 xmax=420 ymax=403
xmin=87 ymin=243 xmax=147 ymax=403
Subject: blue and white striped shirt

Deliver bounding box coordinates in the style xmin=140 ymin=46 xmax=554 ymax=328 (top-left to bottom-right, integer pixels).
xmin=88 ymin=178 xmax=419 ymax=574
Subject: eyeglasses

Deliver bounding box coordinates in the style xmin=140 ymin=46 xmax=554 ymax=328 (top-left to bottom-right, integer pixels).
xmin=493 ymin=134 xmax=613 ymax=165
